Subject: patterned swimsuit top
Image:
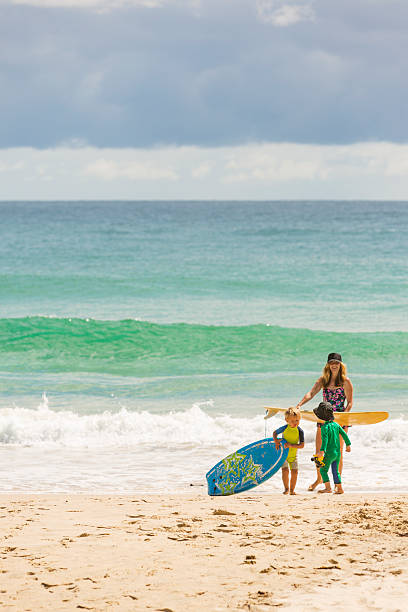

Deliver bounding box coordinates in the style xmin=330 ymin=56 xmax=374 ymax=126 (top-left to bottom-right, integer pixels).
xmin=323 ymin=386 xmax=346 ymax=412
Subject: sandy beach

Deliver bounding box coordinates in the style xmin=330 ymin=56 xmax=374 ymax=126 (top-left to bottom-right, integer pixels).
xmin=1 ymin=493 xmax=407 ymax=611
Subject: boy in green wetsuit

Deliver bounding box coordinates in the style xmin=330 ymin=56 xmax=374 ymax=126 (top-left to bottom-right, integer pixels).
xmin=273 ymin=407 xmax=304 ymax=495
xmin=314 ymin=401 xmax=351 ymax=495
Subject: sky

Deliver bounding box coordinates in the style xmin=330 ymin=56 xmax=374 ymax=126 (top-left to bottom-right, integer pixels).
xmin=1 ymin=0 xmax=408 ymax=199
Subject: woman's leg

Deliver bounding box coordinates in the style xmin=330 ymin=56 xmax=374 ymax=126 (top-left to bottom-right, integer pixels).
xmin=309 ymin=426 xmax=323 ymax=490
xmin=338 ymin=426 xmax=348 ymax=474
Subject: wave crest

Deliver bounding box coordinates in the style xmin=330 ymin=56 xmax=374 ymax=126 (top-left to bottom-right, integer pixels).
xmin=0 ymin=316 xmax=407 ymax=376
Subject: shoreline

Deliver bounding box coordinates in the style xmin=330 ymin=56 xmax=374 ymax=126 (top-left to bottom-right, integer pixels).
xmin=1 ymin=493 xmax=407 ymax=611
xmin=1 ymin=488 xmax=407 ymax=496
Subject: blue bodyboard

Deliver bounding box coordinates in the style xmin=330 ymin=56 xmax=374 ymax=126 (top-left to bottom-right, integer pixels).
xmin=206 ymin=437 xmax=288 ymax=496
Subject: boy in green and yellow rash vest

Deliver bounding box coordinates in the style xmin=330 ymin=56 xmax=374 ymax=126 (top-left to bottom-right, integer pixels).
xmin=273 ymin=406 xmax=304 ymax=495
xmin=314 ymin=401 xmax=351 ymax=495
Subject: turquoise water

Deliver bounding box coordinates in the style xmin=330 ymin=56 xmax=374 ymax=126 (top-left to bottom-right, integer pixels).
xmin=0 ymin=201 xmax=407 ymax=492
xmin=1 ymin=201 xmax=407 ymax=330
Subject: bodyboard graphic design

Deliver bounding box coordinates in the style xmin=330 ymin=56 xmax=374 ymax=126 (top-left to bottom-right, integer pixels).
xmin=206 ymin=438 xmax=288 ymax=496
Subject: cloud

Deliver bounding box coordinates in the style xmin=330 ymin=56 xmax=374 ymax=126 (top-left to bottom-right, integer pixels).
xmin=191 ymin=162 xmax=212 ymax=179
xmin=84 ymin=157 xmax=179 ymax=180
xmin=0 ymin=160 xmax=24 ymax=172
xmin=256 ymin=1 xmax=315 ymax=27
xmin=10 ymin=0 xmax=166 ymax=8
xmin=1 ymin=1 xmax=408 ymax=149
xmin=224 ymin=145 xmax=327 ymax=181
xmin=2 ymin=141 xmax=408 ymax=200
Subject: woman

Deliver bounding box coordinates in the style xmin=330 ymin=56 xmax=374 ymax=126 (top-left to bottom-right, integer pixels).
xmin=296 ymin=352 xmax=353 ymax=491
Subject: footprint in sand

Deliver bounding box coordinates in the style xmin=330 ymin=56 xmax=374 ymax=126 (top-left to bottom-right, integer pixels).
xmin=260 ymin=565 xmax=276 ymax=573
xmin=127 ymin=514 xmax=145 ymax=519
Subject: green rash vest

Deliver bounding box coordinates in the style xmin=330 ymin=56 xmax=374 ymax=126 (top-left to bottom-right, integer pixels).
xmin=320 ymin=421 xmax=351 ymax=456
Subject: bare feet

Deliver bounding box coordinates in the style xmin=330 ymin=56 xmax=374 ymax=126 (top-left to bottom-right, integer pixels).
xmin=334 ymin=485 xmax=344 ymax=494
xmin=318 ymin=488 xmax=332 ymax=494
xmin=290 ymin=491 xmax=296 ymax=495
xmin=283 ymin=489 xmax=289 ymax=495
xmin=308 ymin=470 xmax=323 ymax=491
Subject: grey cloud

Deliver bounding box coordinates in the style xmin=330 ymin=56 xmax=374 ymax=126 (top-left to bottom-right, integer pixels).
xmin=1 ymin=0 xmax=408 ymax=148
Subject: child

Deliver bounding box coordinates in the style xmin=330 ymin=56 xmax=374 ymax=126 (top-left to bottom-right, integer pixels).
xmin=273 ymin=407 xmax=304 ymax=495
xmin=313 ymin=401 xmax=351 ymax=494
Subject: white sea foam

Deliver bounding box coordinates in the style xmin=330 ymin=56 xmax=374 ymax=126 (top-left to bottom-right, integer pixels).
xmin=1 ymin=395 xmax=406 ymax=493
xmin=0 ymin=394 xmax=406 ymax=449
xmin=0 ymin=396 xmax=264 ymax=449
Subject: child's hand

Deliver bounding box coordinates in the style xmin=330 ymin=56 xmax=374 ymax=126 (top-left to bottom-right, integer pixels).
xmin=317 ymin=451 xmax=324 ymax=458
xmin=346 ymin=445 xmax=351 ymax=453
xmin=274 ymin=441 xmax=280 ymax=450
xmin=284 ymin=443 xmax=291 ymax=449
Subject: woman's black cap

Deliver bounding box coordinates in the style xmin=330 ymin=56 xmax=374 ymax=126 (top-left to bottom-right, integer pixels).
xmin=313 ymin=401 xmax=334 ymax=422
xmin=327 ymin=352 xmax=342 ymax=363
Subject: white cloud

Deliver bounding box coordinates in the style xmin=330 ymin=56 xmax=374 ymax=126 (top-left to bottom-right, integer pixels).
xmin=191 ymin=162 xmax=212 ymax=179
xmin=256 ymin=0 xmax=315 ymax=27
xmin=1 ymin=141 xmax=408 ymax=200
xmin=223 ymin=172 xmax=249 ymax=184
xmin=7 ymin=0 xmax=205 ymax=9
xmin=10 ymin=0 xmax=166 ymax=9
xmin=0 ymin=160 xmax=25 ymax=172
xmin=84 ymin=157 xmax=179 ymax=181
xmin=224 ymin=144 xmax=328 ymax=182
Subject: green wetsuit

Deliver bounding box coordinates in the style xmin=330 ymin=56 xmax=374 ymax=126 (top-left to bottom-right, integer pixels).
xmin=319 ymin=421 xmax=351 ymax=485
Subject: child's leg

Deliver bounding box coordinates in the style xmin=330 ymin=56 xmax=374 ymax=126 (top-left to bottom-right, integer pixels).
xmin=282 ymin=466 xmax=289 ymax=494
xmin=289 ymin=469 xmax=298 ymax=495
xmin=331 ymin=457 xmax=344 ymax=494
xmin=331 ymin=458 xmax=341 ymax=484
xmin=288 ymin=458 xmax=298 ymax=494
xmin=318 ymin=463 xmax=332 ymax=493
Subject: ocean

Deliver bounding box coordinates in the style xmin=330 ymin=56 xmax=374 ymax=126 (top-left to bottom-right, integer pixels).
xmin=0 ymin=201 xmax=407 ymax=493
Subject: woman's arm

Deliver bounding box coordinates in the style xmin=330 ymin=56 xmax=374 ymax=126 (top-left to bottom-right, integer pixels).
xmin=297 ymin=378 xmax=323 ymax=408
xmin=317 ymin=426 xmax=328 ymax=457
xmin=344 ymin=378 xmax=353 ymax=412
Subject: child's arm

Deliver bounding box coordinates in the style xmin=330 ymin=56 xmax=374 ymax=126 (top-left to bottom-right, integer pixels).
xmin=286 ymin=427 xmax=305 ymax=450
xmin=338 ymin=424 xmax=351 ymax=450
xmin=273 ymin=425 xmax=286 ymax=450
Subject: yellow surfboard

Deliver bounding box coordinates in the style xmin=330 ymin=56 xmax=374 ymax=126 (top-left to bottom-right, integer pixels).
xmin=264 ymin=407 xmax=389 ymax=427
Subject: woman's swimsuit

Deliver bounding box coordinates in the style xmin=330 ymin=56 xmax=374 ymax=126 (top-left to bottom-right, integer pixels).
xmin=317 ymin=387 xmax=348 ymax=429
xmin=323 ymin=387 xmax=346 ymax=412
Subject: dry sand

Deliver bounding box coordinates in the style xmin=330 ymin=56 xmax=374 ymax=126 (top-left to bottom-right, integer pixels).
xmin=1 ymin=492 xmax=407 ymax=611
